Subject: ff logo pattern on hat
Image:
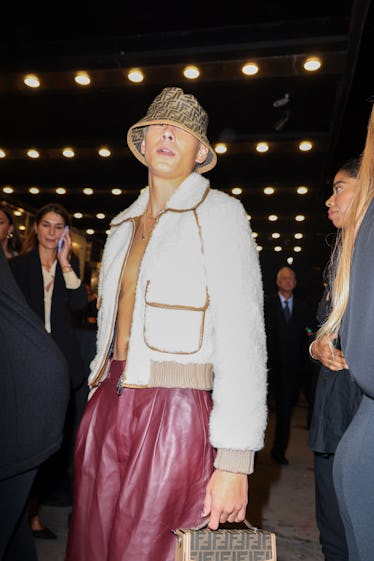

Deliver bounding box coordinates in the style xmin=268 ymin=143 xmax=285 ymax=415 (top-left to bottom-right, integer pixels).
xmin=127 ymin=87 xmax=217 ymax=174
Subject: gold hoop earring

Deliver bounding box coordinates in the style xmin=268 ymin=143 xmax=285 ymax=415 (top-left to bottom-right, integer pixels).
xmin=7 ymin=232 xmax=13 ymax=239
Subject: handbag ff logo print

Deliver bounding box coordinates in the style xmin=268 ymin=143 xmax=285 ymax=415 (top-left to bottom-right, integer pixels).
xmin=174 ymin=522 xmax=277 ymax=561
xmin=189 ymin=530 xmax=275 ymax=560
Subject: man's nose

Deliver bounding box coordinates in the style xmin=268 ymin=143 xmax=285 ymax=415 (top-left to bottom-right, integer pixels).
xmin=161 ymin=125 xmax=174 ymax=140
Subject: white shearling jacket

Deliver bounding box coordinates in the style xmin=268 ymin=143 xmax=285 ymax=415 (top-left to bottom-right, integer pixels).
xmin=89 ymin=173 xmax=268 ymax=473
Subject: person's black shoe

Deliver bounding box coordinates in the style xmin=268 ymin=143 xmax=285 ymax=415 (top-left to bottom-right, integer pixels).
xmin=32 ymin=526 xmax=57 ymax=539
xmin=271 ymin=450 xmax=289 ymax=465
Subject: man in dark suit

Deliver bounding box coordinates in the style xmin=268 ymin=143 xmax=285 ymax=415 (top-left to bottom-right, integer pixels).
xmin=264 ymin=266 xmax=313 ymax=465
xmin=0 ymin=246 xmax=69 ymax=560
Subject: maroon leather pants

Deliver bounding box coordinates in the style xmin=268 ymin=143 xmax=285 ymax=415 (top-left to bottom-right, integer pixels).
xmin=65 ymin=360 xmax=215 ymax=561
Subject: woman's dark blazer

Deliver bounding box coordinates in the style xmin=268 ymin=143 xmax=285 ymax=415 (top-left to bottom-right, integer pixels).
xmin=308 ymin=288 xmax=362 ymax=453
xmin=9 ymin=248 xmax=88 ymax=390
xmin=0 ymin=248 xmax=69 ymax=480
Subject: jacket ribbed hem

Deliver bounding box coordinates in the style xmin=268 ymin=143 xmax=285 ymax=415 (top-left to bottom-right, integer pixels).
xmin=214 ymin=449 xmax=255 ymax=475
xmin=148 ymin=361 xmax=213 ymax=389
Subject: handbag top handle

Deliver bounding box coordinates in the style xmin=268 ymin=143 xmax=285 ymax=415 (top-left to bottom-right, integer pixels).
xmin=175 ymin=518 xmax=258 ymax=532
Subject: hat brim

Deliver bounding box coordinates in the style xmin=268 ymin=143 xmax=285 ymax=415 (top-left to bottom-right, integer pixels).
xmin=127 ymin=118 xmax=217 ymax=174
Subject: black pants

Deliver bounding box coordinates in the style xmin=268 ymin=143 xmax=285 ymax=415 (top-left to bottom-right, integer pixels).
xmin=0 ymin=468 xmax=38 ymax=561
xmin=314 ymin=452 xmax=348 ymax=561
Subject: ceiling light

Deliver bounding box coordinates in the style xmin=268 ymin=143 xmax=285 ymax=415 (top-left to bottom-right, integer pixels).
xmin=297 ymin=186 xmax=308 ymax=194
xmin=264 ymin=186 xmax=275 ymax=195
xmin=268 ymin=214 xmax=278 ymax=221
xmin=0 ymin=149 xmax=6 ymax=158
xmin=231 ymin=187 xmax=242 ymax=195
xmin=74 ymin=212 xmax=83 ymax=219
xmin=98 ymin=147 xmax=111 ymax=157
xmin=274 ymin=246 xmax=282 ymax=252
xmin=112 ymin=188 xmax=122 ymax=195
xmin=299 ymin=141 xmax=313 ymax=152
xmin=247 ymin=214 xmax=251 ymax=220
xmin=74 ymin=71 xmax=91 ymax=86
xmin=183 ymin=65 xmax=200 ymax=79
xmin=294 ymin=233 xmax=303 ymax=239
xmin=304 ymin=57 xmax=322 ymax=71
xmin=242 ymin=62 xmax=259 ymax=76
xmin=24 ymin=74 xmax=40 ymax=88
xmin=287 ymin=257 xmax=294 ymax=265
xmin=256 ymin=142 xmax=269 ymax=153
xmin=27 ymin=149 xmax=40 ymax=159
xmin=96 ymin=213 xmax=105 ymax=219
xmin=252 ymin=232 xmax=258 ymax=238
xmin=62 ymin=147 xmax=75 ymax=158
xmin=86 ymin=229 xmax=95 ymax=235
xmin=83 ymin=188 xmax=93 ymax=195
xmin=19 ymin=225 xmax=26 ymax=231
xmin=14 ymin=210 xmax=22 ymax=216
xmin=128 ymin=69 xmax=144 ymax=83
xmin=214 ymin=143 xmax=227 ymax=154
xmin=3 ymin=186 xmax=14 ymax=193
xmin=29 ymin=187 xmax=40 ymax=194
xmin=56 ymin=187 xmax=66 ymax=195
xmin=295 ymin=215 xmax=305 ymax=221
xmin=293 ymin=246 xmax=302 ymax=252
xmin=256 ymin=245 xmax=263 ymax=252
xmin=272 ymin=232 xmax=280 ymax=238
xmin=105 ymin=229 xmax=110 ymax=235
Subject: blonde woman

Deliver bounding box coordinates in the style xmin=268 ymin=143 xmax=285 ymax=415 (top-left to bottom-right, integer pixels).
xmin=308 ymin=157 xmax=362 ymax=561
xmin=316 ymin=104 xmax=374 ymax=561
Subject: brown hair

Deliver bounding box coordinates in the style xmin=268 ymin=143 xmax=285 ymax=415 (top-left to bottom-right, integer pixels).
xmin=0 ymin=206 xmax=23 ymax=256
xmin=22 ymin=202 xmax=71 ymax=255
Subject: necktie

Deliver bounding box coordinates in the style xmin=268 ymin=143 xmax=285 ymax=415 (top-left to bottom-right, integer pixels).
xmin=284 ymin=300 xmax=291 ymax=322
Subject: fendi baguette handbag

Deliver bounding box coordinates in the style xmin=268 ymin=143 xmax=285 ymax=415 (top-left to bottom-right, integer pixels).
xmin=172 ymin=518 xmax=277 ymax=561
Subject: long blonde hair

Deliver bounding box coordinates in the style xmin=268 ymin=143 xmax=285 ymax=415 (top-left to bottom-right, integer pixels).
xmin=317 ymin=104 xmax=374 ymax=340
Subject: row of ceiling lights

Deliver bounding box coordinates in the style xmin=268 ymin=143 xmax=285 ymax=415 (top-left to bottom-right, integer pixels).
xmin=1 ymin=185 xmax=310 ymax=196
xmin=4 ymin=193 xmax=308 ymax=224
xmin=20 ymin=56 xmax=323 ymax=89
xmin=10 ymin=224 xmax=306 ymax=252
xmin=0 ymin=140 xmax=314 ymax=160
xmin=3 ymin=186 xmax=306 ymax=229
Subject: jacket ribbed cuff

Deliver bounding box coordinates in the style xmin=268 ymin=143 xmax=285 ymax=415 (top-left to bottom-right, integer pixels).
xmin=214 ymin=448 xmax=255 ymax=475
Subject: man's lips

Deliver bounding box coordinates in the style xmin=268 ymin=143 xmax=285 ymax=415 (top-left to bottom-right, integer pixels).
xmin=156 ymin=147 xmax=175 ymax=156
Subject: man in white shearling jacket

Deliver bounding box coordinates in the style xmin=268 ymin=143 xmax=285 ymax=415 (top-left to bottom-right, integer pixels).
xmin=66 ymin=87 xmax=268 ymax=561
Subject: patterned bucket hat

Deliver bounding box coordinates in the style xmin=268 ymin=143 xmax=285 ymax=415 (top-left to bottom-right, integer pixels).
xmin=127 ymin=87 xmax=217 ymax=174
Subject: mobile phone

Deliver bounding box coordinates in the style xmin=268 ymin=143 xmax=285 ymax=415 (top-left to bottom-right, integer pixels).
xmin=58 ymin=226 xmax=69 ymax=253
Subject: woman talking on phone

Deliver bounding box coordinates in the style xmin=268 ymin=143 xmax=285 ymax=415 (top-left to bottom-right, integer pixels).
xmin=10 ymin=203 xmax=87 ymax=539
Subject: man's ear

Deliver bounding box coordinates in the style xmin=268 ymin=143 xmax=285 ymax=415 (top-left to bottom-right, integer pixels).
xmin=195 ymin=143 xmax=208 ymax=165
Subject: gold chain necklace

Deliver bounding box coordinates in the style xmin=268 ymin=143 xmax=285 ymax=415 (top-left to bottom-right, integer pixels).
xmin=141 ymin=206 xmax=166 ymax=240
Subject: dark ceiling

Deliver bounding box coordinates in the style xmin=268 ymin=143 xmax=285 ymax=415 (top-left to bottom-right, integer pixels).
xmin=1 ymin=1 xmax=373 ymax=298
